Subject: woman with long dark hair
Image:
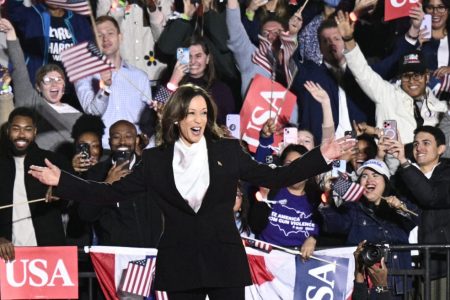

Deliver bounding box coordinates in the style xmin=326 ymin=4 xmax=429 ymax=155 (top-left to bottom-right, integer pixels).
xmin=29 ymin=84 xmax=352 ymax=299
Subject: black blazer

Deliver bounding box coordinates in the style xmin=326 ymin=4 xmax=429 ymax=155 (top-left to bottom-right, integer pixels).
xmin=56 ymin=138 xmax=330 ymax=292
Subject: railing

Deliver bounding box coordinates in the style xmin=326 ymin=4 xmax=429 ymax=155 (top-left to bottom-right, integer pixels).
xmin=77 ymin=244 xmax=450 ymax=300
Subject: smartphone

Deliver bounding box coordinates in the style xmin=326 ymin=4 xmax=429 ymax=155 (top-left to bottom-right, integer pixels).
xmin=176 ymin=47 xmax=190 ymax=65
xmin=421 ymin=14 xmax=432 ymax=39
xmin=331 ymin=160 xmax=347 ymax=178
xmin=383 ymin=120 xmax=398 ymax=140
xmin=113 ymin=149 xmax=132 ymax=170
xmin=76 ymin=143 xmax=90 ymax=160
xmin=344 ymin=130 xmax=357 ymax=140
xmin=226 ymin=114 xmax=240 ymax=139
xmin=283 ymin=127 xmax=298 ymax=146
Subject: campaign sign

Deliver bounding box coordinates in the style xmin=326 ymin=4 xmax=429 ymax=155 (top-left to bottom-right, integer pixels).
xmin=0 ymin=246 xmax=78 ymax=299
xmin=385 ymin=0 xmax=419 ymax=21
xmin=240 ymin=74 xmax=296 ymax=153
xmin=294 ymin=254 xmax=350 ymax=300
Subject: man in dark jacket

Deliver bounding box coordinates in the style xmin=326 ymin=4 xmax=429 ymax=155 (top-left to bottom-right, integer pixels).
xmin=78 ymin=120 xmax=162 ymax=247
xmin=0 ymin=107 xmax=70 ymax=261
xmin=391 ymin=126 xmax=450 ymax=297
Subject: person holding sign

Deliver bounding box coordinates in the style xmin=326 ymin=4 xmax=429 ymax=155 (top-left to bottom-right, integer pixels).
xmin=29 ymin=84 xmax=354 ymax=299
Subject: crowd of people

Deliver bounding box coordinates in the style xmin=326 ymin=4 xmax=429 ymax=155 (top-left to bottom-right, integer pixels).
xmin=1 ymin=0 xmax=450 ymax=298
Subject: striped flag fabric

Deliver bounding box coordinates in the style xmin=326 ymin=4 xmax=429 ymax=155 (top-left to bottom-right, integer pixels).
xmin=242 ymin=237 xmax=273 ymax=252
xmin=118 ymin=258 xmax=155 ymax=297
xmin=437 ymin=74 xmax=450 ymax=100
xmin=45 ymin=0 xmax=91 ymax=15
xmin=332 ymin=172 xmax=364 ymax=202
xmin=61 ymin=42 xmax=113 ymax=83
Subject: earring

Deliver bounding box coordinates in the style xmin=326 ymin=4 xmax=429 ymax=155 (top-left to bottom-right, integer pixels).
xmin=174 ymin=121 xmax=178 ymax=125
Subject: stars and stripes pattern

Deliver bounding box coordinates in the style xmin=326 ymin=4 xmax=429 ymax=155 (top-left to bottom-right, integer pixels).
xmin=45 ymin=0 xmax=91 ymax=15
xmin=153 ymin=85 xmax=172 ymax=103
xmin=332 ymin=172 xmax=365 ymax=202
xmin=437 ymin=74 xmax=450 ymax=100
xmin=118 ymin=258 xmax=155 ymax=297
xmin=242 ymin=237 xmax=273 ymax=253
xmin=60 ymin=42 xmax=113 ymax=83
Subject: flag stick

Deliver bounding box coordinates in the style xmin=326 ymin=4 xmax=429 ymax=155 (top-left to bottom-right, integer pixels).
xmin=0 ymin=198 xmax=47 ymax=210
xmin=298 ymin=0 xmax=310 ymax=14
xmin=242 ymin=236 xmax=339 ymax=265
xmin=380 ymin=196 xmax=419 ymax=217
xmin=273 ymin=68 xmax=298 ymax=121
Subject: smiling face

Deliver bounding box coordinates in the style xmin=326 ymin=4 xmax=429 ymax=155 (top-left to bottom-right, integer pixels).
xmin=400 ymin=72 xmax=428 ymax=98
xmin=319 ymin=27 xmax=345 ymax=67
xmin=8 ymin=115 xmax=37 ymax=156
xmin=297 ymin=130 xmax=315 ymax=150
xmin=37 ymin=71 xmax=65 ymax=104
xmin=178 ymin=96 xmax=208 ymax=146
xmin=413 ymin=131 xmax=445 ymax=170
xmin=351 ymin=140 xmax=370 ymax=170
xmin=359 ymin=168 xmax=385 ymax=204
xmin=189 ymin=44 xmax=209 ymax=79
xmin=261 ymin=21 xmax=284 ymax=43
xmin=283 ymin=150 xmax=306 ymax=190
xmin=109 ymin=122 xmax=138 ymax=153
xmin=425 ymin=0 xmax=449 ymax=30
xmin=97 ymin=20 xmax=121 ymax=58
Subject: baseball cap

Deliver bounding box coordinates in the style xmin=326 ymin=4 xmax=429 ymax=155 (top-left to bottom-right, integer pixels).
xmin=399 ymin=51 xmax=427 ymax=75
xmin=356 ymin=159 xmax=390 ymax=179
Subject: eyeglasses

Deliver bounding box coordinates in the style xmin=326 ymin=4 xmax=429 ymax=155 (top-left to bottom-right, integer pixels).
xmin=401 ymin=72 xmax=425 ymax=82
xmin=261 ymin=29 xmax=282 ymax=38
xmin=42 ymin=76 xmax=64 ymax=85
xmin=424 ymin=5 xmax=447 ymax=14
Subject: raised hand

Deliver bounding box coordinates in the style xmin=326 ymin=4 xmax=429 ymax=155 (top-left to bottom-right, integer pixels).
xmin=408 ymin=3 xmax=424 ymax=33
xmin=29 ymin=159 xmax=61 ymax=187
xmin=335 ymin=10 xmax=355 ymax=41
xmin=320 ymin=136 xmax=357 ymax=161
xmin=169 ymin=61 xmax=188 ymax=86
xmin=304 ymin=81 xmax=330 ymax=105
xmin=288 ymin=9 xmax=303 ymax=35
xmin=261 ymin=118 xmax=277 ymax=138
xmin=247 ymin=0 xmax=268 ymax=13
xmin=0 ymin=18 xmax=17 ymax=41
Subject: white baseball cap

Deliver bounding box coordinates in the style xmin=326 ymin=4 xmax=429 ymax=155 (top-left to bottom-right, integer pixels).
xmin=356 ymin=159 xmax=390 ymax=179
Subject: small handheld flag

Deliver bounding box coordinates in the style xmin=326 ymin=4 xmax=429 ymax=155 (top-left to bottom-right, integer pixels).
xmin=332 ymin=172 xmax=364 ymax=202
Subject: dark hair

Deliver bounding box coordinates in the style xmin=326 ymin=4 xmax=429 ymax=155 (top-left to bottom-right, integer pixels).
xmin=317 ymin=18 xmax=338 ymax=42
xmin=8 ymin=107 xmax=37 ymax=127
xmin=236 ymin=181 xmax=251 ymax=235
xmin=260 ymin=15 xmax=288 ymax=32
xmin=35 ymin=64 xmax=65 ymax=87
xmin=357 ymin=134 xmax=377 ymax=160
xmin=414 ymin=125 xmax=446 ymax=147
xmin=158 ymin=84 xmax=221 ymax=145
xmin=71 ymin=114 xmax=105 ymax=142
xmin=96 ymin=15 xmax=120 ymax=33
xmin=297 ymin=127 xmax=317 ymax=146
xmin=110 ymin=120 xmax=137 ymax=136
xmin=181 ymin=35 xmax=216 ymax=89
xmin=280 ymin=144 xmax=308 ymax=163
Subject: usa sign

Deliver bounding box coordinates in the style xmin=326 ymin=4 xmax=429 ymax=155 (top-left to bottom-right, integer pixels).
xmin=385 ymin=0 xmax=420 ymax=21
xmin=0 ymin=246 xmax=78 ymax=299
xmin=240 ymin=74 xmax=296 ymax=153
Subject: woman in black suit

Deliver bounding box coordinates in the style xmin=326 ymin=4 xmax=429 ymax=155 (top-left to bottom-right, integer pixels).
xmin=30 ymin=84 xmax=355 ymax=300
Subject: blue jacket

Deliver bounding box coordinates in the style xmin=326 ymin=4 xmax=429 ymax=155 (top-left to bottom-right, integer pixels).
xmin=421 ymin=37 xmax=450 ymax=72
xmin=292 ymin=36 xmax=416 ymax=142
xmin=7 ymin=0 xmax=92 ymax=84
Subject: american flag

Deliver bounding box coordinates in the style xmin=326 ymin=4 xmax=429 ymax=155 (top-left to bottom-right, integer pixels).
xmin=437 ymin=74 xmax=450 ymax=100
xmin=242 ymin=237 xmax=273 ymax=252
xmin=118 ymin=258 xmax=155 ymax=297
xmin=153 ymin=85 xmax=172 ymax=103
xmin=60 ymin=42 xmax=113 ymax=83
xmin=45 ymin=0 xmax=91 ymax=15
xmin=332 ymin=172 xmax=364 ymax=202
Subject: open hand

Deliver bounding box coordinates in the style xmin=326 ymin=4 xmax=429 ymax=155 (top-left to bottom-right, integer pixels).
xmin=29 ymin=159 xmax=61 ymax=186
xmin=335 ymin=11 xmax=355 ymax=41
xmin=304 ymin=81 xmax=330 ymax=105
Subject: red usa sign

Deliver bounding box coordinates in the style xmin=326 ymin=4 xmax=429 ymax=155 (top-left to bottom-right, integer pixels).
xmin=240 ymin=74 xmax=296 ymax=153
xmin=385 ymin=0 xmax=420 ymax=21
xmin=0 ymin=246 xmax=78 ymax=299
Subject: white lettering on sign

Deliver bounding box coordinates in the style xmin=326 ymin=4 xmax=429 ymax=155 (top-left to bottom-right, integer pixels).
xmin=6 ymin=259 xmax=75 ymax=287
xmin=305 ymin=262 xmax=337 ymax=300
xmin=390 ymin=0 xmax=418 ymax=8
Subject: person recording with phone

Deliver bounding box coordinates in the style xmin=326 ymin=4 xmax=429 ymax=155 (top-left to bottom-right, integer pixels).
xmin=77 ymin=120 xmax=162 ymax=247
xmin=166 ymin=36 xmax=236 ymax=125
